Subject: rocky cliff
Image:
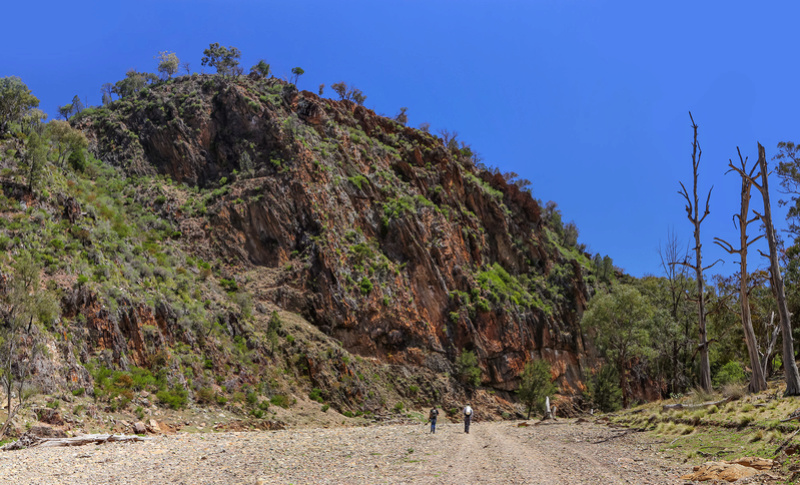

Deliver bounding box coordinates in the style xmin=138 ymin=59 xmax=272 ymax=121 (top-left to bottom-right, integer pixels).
xmin=75 ymin=73 xmax=596 ymax=400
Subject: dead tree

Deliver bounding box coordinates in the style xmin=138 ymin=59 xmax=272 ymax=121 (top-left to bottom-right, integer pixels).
xmin=658 ymin=228 xmax=691 ymax=394
xmin=714 ymin=148 xmax=766 ymax=392
xmin=728 ymin=143 xmax=800 ymax=395
xmin=761 ymin=312 xmax=780 ymax=377
xmin=676 ymin=112 xmax=717 ymax=391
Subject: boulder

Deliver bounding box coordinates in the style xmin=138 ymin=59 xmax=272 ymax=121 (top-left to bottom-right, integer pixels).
xmin=132 ymin=421 xmax=147 ymax=434
xmin=681 ymin=461 xmax=759 ymax=482
xmin=732 ymin=456 xmax=773 ymax=471
xmin=147 ymin=419 xmax=161 ymax=433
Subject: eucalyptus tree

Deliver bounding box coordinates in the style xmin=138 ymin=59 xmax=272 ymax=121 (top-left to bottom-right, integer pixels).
xmin=0 ymin=76 xmax=39 ymax=134
xmin=728 ymin=144 xmax=800 ymax=395
xmin=714 ymin=148 xmax=766 ymax=392
xmin=581 ymin=284 xmax=654 ymax=408
xmin=201 ymin=43 xmax=242 ymax=77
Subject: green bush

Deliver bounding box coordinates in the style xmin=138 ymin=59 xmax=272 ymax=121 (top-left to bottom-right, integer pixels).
xmin=196 ymin=387 xmax=215 ymax=404
xmin=69 ymin=150 xmax=87 ymax=172
xmin=270 ymin=394 xmax=290 ymax=408
xmin=584 ymin=365 xmax=622 ymax=412
xmin=517 ymin=360 xmax=556 ymax=419
xmin=359 ymin=277 xmax=373 ymax=295
xmin=348 ymin=175 xmax=369 ymax=190
xmin=714 ymin=361 xmax=746 ymax=387
xmin=156 ymin=385 xmax=188 ymax=409
xmin=309 ymin=388 xmax=324 ymax=403
xmin=456 ymin=350 xmax=481 ymax=387
xmin=220 ymin=278 xmax=238 ymax=292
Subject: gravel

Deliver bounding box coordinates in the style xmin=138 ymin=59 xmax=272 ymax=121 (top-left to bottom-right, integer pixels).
xmin=0 ymin=419 xmax=695 ymax=484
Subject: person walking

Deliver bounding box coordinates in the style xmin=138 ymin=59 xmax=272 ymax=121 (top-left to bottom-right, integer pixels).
xmin=463 ymin=404 xmax=473 ymax=433
xmin=428 ymin=406 xmax=439 ymax=434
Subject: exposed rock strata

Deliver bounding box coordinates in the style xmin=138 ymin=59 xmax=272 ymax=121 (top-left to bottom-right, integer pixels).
xmin=77 ymin=75 xmax=597 ymax=398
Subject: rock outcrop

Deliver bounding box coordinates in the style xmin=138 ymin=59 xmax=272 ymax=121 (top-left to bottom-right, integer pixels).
xmin=77 ymin=74 xmax=598 ymax=399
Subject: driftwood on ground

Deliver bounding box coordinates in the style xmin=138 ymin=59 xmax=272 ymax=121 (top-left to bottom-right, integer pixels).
xmin=591 ymin=429 xmax=636 ymax=444
xmin=662 ymin=398 xmax=729 ymax=412
xmin=1 ymin=433 xmax=151 ymax=451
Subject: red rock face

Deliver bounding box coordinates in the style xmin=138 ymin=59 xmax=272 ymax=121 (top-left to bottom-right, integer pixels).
xmin=61 ymin=286 xmax=168 ymax=369
xmin=80 ymin=75 xmax=598 ymax=397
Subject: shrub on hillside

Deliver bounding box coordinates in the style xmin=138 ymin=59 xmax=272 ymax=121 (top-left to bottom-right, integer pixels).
xmin=583 ymin=364 xmax=622 ymax=412
xmin=456 ymin=350 xmax=481 ymax=387
xmin=713 ymin=361 xmax=745 ymax=388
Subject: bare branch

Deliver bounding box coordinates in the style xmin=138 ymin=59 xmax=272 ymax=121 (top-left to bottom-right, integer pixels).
xmin=712 ymin=237 xmax=737 ymax=254
xmin=745 ymin=234 xmax=765 ymax=248
xmin=671 ymin=261 xmax=699 ymax=271
xmin=702 ymin=258 xmax=724 ymax=271
xmin=699 ymin=186 xmax=713 ymax=224
xmin=728 ymin=162 xmax=763 ymax=192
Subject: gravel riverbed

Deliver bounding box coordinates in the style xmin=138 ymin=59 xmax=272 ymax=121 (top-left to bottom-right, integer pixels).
xmin=0 ymin=419 xmax=698 ymax=484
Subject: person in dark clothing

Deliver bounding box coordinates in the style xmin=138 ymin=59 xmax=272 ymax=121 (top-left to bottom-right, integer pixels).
xmin=428 ymin=406 xmax=439 ymax=433
xmin=463 ymin=404 xmax=473 ymax=433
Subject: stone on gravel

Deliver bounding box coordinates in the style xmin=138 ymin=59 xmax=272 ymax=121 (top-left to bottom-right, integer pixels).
xmin=147 ymin=419 xmax=161 ymax=433
xmin=732 ymin=456 xmax=774 ymax=471
xmin=133 ymin=422 xmax=146 ymax=434
xmin=681 ymin=461 xmax=759 ymax=482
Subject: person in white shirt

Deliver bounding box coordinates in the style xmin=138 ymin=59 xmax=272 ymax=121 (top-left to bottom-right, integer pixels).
xmin=463 ymin=404 xmax=473 ymax=433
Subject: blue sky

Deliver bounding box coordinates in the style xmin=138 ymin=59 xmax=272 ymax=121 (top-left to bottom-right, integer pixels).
xmin=3 ymin=0 xmax=800 ymax=277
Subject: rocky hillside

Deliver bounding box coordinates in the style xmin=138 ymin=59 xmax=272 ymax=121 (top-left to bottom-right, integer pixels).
xmin=76 ymin=73 xmax=596 ymax=395
xmin=0 ymin=72 xmax=603 ymax=434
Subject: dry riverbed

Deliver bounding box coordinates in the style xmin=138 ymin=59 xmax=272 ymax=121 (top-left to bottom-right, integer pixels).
xmin=0 ymin=419 xmax=711 ymax=484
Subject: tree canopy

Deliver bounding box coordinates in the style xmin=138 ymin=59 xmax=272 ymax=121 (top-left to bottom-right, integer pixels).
xmin=250 ymin=60 xmax=271 ymax=78
xmin=201 ymin=43 xmax=242 ymax=77
xmin=330 ymin=82 xmax=367 ymax=106
xmin=581 ymin=284 xmax=654 ymax=407
xmin=113 ymin=70 xmax=158 ymax=99
xmin=0 ymin=77 xmax=40 ymax=135
xmin=517 ymin=360 xmax=556 ymax=419
xmin=156 ymin=51 xmax=180 ymax=79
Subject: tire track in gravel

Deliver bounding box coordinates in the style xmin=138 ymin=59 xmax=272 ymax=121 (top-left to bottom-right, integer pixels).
xmin=426 ymin=423 xmax=564 ymax=484
xmin=518 ymin=424 xmax=632 ymax=484
xmin=421 ymin=422 xmax=683 ymax=484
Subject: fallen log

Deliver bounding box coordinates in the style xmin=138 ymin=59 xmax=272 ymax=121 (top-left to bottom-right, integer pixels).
xmin=591 ymin=429 xmax=638 ymax=444
xmin=662 ymin=397 xmax=729 ymax=412
xmin=1 ymin=433 xmax=151 ymax=451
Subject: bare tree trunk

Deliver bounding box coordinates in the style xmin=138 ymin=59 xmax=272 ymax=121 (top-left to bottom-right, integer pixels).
xmin=677 ymin=112 xmax=715 ymax=391
xmin=729 ymin=144 xmax=800 ymax=395
xmin=716 ymin=149 xmax=766 ymax=392
xmin=757 ymin=144 xmax=800 ymax=395
xmin=762 ymin=312 xmax=780 ymax=377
